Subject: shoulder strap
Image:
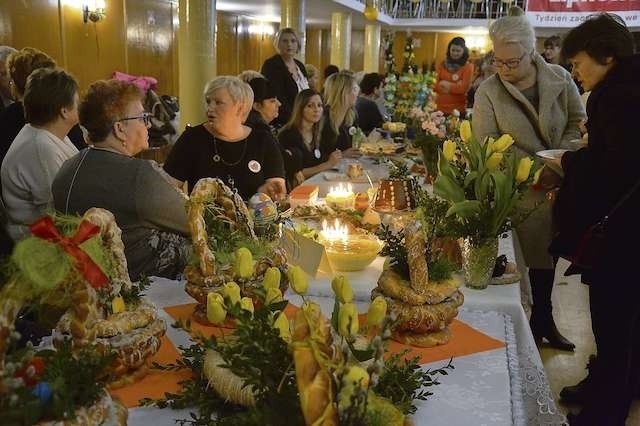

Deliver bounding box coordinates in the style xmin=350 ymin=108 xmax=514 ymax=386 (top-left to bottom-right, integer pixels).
xmin=603 ymin=178 xmax=640 ymax=223
xmin=64 ymin=148 xmax=91 ymax=214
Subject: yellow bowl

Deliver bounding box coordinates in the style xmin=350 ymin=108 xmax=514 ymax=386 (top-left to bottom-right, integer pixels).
xmin=319 ymin=233 xmax=383 ymax=271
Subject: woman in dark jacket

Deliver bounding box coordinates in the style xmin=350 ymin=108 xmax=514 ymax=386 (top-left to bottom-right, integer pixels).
xmin=550 ymin=14 xmax=640 ymax=426
xmin=260 ymin=28 xmax=308 ymax=128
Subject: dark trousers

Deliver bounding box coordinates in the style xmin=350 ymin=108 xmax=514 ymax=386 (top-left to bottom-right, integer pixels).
xmin=529 ymin=267 xmax=556 ymax=326
xmin=575 ymin=273 xmax=640 ymax=425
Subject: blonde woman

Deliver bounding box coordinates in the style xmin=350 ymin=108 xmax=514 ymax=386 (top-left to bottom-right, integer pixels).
xmin=164 ymin=76 xmax=286 ymax=200
xmin=321 ymin=71 xmax=361 ymax=158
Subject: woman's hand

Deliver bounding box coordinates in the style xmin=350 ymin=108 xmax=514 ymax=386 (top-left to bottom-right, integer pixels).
xmin=438 ymin=81 xmax=452 ymax=93
xmin=258 ymin=178 xmax=287 ymax=201
xmin=537 ymin=165 xmax=563 ymax=190
xmin=341 ymin=147 xmax=362 ymax=158
xmin=327 ymin=149 xmax=342 ymax=167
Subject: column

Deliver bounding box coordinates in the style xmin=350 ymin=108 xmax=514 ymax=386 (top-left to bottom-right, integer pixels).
xmin=330 ymin=12 xmax=351 ymax=70
xmin=281 ymin=0 xmax=306 ymax=61
xmin=178 ymin=0 xmax=216 ymax=131
xmin=363 ymin=23 xmax=381 ymax=73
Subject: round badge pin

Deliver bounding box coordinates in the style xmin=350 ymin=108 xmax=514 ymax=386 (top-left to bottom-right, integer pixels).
xmin=314 ymin=149 xmax=321 ymax=159
xmin=452 ymin=74 xmax=460 ymax=82
xmin=248 ymin=160 xmax=262 ymax=173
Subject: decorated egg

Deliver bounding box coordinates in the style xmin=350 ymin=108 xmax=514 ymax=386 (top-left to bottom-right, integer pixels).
xmin=248 ymin=193 xmax=278 ymax=225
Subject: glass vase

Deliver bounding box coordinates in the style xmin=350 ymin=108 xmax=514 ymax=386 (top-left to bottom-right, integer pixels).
xmin=419 ymin=142 xmax=439 ymax=183
xmin=460 ymin=237 xmax=499 ymax=290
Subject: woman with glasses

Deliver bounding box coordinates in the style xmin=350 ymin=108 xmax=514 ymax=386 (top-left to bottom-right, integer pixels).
xmin=550 ymin=14 xmax=640 ymax=425
xmin=435 ymin=37 xmax=474 ymax=115
xmin=1 ymin=68 xmax=79 ymax=241
xmin=163 ymin=76 xmax=286 ymax=201
xmin=52 ymin=79 xmax=191 ymax=280
xmin=472 ymin=7 xmax=585 ymax=352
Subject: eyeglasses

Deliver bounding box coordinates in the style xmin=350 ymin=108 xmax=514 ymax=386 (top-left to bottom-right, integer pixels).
xmin=118 ymin=112 xmax=152 ymax=126
xmin=492 ymin=52 xmax=527 ymax=70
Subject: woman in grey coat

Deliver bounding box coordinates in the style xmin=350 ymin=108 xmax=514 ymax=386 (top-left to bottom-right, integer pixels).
xmin=472 ymin=8 xmax=585 ymax=351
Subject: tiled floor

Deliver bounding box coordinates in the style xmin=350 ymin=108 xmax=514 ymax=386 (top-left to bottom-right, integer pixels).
xmin=538 ymin=258 xmax=640 ymax=425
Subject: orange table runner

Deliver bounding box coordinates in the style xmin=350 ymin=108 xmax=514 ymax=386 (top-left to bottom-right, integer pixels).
xmin=112 ymin=302 xmax=504 ymax=408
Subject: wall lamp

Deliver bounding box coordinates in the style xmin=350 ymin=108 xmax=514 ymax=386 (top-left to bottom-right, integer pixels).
xmin=82 ymin=1 xmax=106 ymax=23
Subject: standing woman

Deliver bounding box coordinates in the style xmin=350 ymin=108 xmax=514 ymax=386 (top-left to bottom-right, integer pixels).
xmin=279 ymin=89 xmax=341 ymax=180
xmin=321 ymin=71 xmax=361 ymax=158
xmin=552 ymin=14 xmax=640 ymax=425
xmin=261 ymin=28 xmax=308 ymax=127
xmin=472 ymin=7 xmax=585 ymax=351
xmin=435 ymin=37 xmax=475 ymax=115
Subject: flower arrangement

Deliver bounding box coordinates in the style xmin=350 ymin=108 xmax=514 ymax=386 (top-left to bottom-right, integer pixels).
xmin=401 ymin=35 xmax=417 ymax=74
xmin=433 ymin=120 xmax=542 ymax=243
xmin=383 ymin=31 xmax=395 ymax=74
xmin=142 ymin=274 xmax=453 ymax=425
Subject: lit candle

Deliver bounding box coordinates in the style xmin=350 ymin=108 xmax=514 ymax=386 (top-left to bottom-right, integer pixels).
xmin=325 ymin=183 xmax=355 ymax=210
xmin=318 ymin=218 xmax=383 ymax=272
xmin=321 ymin=218 xmax=349 ymax=243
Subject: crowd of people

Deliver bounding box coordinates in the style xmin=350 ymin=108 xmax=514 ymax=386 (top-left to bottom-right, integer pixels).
xmin=0 ymin=11 xmax=638 ymax=424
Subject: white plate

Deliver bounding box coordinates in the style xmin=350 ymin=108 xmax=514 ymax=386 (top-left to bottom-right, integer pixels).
xmin=536 ymin=149 xmax=567 ymax=175
xmin=323 ymin=171 xmax=376 ymax=183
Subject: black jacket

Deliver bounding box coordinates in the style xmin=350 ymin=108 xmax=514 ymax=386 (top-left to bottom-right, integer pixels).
xmin=260 ymin=55 xmax=307 ymax=127
xmin=355 ymin=96 xmax=383 ymax=135
xmin=551 ymin=55 xmax=640 ymax=274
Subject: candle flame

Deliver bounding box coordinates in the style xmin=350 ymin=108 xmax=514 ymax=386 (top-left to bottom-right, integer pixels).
xmin=328 ymin=182 xmax=353 ymax=196
xmin=321 ymin=218 xmax=349 ymax=242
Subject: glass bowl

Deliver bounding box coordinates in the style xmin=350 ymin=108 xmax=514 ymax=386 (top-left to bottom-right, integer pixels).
xmin=319 ymin=233 xmax=383 ymax=271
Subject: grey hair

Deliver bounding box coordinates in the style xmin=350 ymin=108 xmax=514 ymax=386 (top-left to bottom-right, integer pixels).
xmin=203 ymin=75 xmax=253 ymax=114
xmin=237 ymin=70 xmax=264 ymax=84
xmin=0 ymin=46 xmax=17 ymax=63
xmin=489 ymin=13 xmax=536 ymax=53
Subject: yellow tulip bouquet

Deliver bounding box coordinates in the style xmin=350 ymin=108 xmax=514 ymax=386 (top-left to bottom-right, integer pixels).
xmin=433 ymin=120 xmax=542 ymax=242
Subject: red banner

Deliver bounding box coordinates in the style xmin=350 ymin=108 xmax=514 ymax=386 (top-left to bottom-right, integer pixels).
xmin=526 ymin=0 xmax=640 ymax=27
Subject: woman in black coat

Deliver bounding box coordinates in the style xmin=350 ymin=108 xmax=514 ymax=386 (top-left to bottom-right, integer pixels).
xmin=260 ymin=28 xmax=308 ymax=128
xmin=550 ymin=14 xmax=640 ymax=426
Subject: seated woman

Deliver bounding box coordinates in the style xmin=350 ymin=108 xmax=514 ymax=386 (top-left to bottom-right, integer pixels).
xmin=1 ymin=67 xmax=79 ymax=240
xmin=0 ymin=47 xmax=84 ymax=163
xmin=164 ymin=76 xmax=286 ymax=200
xmin=52 ymin=79 xmax=190 ymax=280
xmin=246 ymin=77 xmax=281 ymax=134
xmin=321 ymin=71 xmax=361 ymax=158
xmin=279 ymin=89 xmax=341 ymax=181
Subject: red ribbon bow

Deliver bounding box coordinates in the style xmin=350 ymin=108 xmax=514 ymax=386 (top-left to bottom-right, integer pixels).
xmin=29 ymin=217 xmax=109 ymax=289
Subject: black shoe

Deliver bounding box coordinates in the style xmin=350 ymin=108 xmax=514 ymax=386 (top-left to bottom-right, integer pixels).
xmin=560 ymin=355 xmax=597 ymax=405
xmin=566 ymin=412 xmax=579 ymax=425
xmin=531 ymin=320 xmax=576 ymax=351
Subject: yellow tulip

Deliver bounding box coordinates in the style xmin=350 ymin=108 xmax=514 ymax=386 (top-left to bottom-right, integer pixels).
xmin=223 ymin=281 xmax=241 ymax=305
xmin=207 ymin=292 xmax=227 ymax=325
xmin=459 ymin=120 xmax=472 ymax=143
xmin=111 ymin=296 xmax=125 ymax=314
xmin=240 ymin=297 xmax=254 ymax=314
xmin=265 ymin=287 xmax=283 ymax=305
xmin=302 ymin=300 xmax=321 ymax=318
xmin=486 ymin=153 xmax=503 ymax=170
xmin=331 ymin=275 xmax=354 ymax=303
xmin=343 ymin=365 xmax=370 ymax=389
xmin=273 ymin=312 xmax=291 ymax=341
xmin=338 ymin=303 xmax=359 ymax=338
xmin=485 ymin=137 xmax=496 ymax=157
xmin=443 ymin=139 xmax=457 ymax=162
xmin=493 ymin=134 xmax=514 ymax=153
xmin=234 ymin=247 xmax=254 ymax=279
xmin=533 ymin=166 xmax=543 ymax=184
xmin=367 ymin=296 xmax=387 ymax=327
xmin=262 ymin=267 xmax=281 ymax=290
xmin=287 ymin=265 xmax=309 ymax=295
xmin=516 ymin=157 xmax=534 ymax=183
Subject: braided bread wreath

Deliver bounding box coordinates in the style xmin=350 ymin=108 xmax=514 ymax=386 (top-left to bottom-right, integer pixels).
xmin=0 ymin=213 xmax=130 ymax=425
xmin=53 ymin=208 xmax=166 ymax=389
xmin=184 ymin=178 xmax=289 ymax=324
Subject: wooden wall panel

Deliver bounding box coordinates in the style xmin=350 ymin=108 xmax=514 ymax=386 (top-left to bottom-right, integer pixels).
xmin=350 ymin=30 xmax=365 ymax=72
xmin=216 ymin=12 xmax=239 ymax=76
xmin=125 ymin=0 xmax=176 ymax=95
xmin=0 ymin=0 xmax=63 ymax=66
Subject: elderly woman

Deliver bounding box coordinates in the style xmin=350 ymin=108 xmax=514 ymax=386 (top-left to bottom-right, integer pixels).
xmin=164 ymin=76 xmax=286 ymax=200
xmin=550 ymin=14 xmax=640 ymax=425
xmin=0 ymin=48 xmax=84 ymax=161
xmin=435 ymin=37 xmax=474 ymax=115
xmin=261 ymin=28 xmax=308 ymax=127
xmin=321 ymin=71 xmax=361 ymax=159
xmin=52 ymin=79 xmax=190 ymax=280
xmin=1 ymin=68 xmax=79 ymax=240
xmin=305 ymin=64 xmax=319 ymax=91
xmin=472 ymin=7 xmax=585 ymax=351
xmin=279 ymin=89 xmax=341 ymax=182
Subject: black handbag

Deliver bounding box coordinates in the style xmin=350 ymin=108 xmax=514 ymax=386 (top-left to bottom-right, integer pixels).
xmin=567 ymin=178 xmax=640 ymax=270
